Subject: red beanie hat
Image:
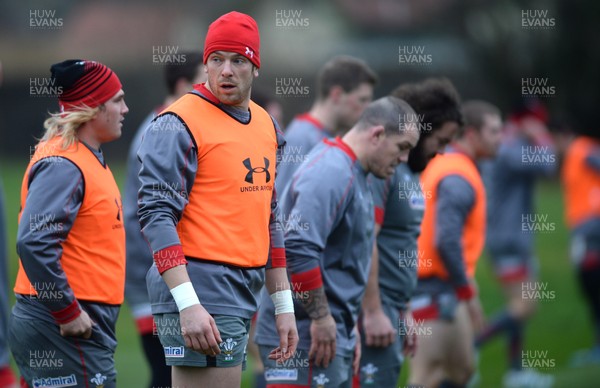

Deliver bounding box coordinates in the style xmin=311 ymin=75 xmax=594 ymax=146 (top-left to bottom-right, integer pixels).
xmin=509 ymin=99 xmax=549 ymax=125
xmin=203 ymin=11 xmax=260 ymax=68
xmin=50 ymin=59 xmax=122 ymax=112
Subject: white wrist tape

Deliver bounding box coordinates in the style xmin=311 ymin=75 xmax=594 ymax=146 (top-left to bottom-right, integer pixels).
xmin=270 ymin=289 xmax=294 ymax=315
xmin=170 ymin=282 xmax=200 ymax=312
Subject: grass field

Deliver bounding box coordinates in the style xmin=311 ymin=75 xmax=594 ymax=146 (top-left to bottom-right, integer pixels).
xmin=1 ymin=157 xmax=599 ymax=387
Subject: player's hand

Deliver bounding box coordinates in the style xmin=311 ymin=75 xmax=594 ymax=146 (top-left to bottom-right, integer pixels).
xmin=309 ymin=314 xmax=337 ymax=368
xmin=179 ymin=304 xmax=222 ymax=356
xmin=59 ymin=309 xmax=92 ymax=338
xmin=353 ymin=328 xmax=361 ymax=375
xmin=466 ymin=296 xmax=485 ymax=334
xmin=402 ymin=310 xmax=417 ymax=357
xmin=268 ymin=312 xmax=299 ymax=363
xmin=362 ymin=307 xmax=396 ymax=347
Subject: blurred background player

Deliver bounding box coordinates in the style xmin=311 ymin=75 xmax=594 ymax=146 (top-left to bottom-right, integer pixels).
xmin=253 ymin=54 xmax=376 ymax=388
xmin=123 ymin=50 xmax=204 ymax=388
xmin=358 ymin=78 xmax=462 ymax=387
xmin=274 ymin=55 xmax=377 ymax=194
xmin=476 ymin=100 xmax=556 ymax=388
xmin=410 ymin=100 xmax=502 ymax=388
xmin=138 ymin=12 xmax=297 ymax=388
xmin=0 ymin=60 xmax=18 ymax=388
xmin=9 ymin=59 xmax=128 ymax=388
xmin=0 ymin=181 xmax=17 ymax=388
xmin=252 ymin=88 xmax=284 ymax=128
xmin=245 ymin=87 xmax=286 ymax=388
xmin=255 ymin=96 xmax=419 ymax=388
xmin=562 ymin=130 xmax=600 ymax=366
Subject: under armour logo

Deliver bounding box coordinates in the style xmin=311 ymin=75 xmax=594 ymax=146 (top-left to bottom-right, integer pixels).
xmin=115 ymin=198 xmax=123 ymax=221
xmin=245 ymin=47 xmax=254 ymax=58
xmin=243 ymin=157 xmax=270 ymax=184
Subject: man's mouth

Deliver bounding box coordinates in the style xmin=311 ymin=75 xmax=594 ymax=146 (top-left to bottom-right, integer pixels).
xmin=220 ymin=82 xmax=236 ymax=90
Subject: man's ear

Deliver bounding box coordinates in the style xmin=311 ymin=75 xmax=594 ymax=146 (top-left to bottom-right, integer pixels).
xmin=463 ymin=125 xmax=479 ymax=143
xmin=253 ymin=66 xmax=259 ymax=77
xmin=328 ymin=85 xmax=343 ymax=103
xmin=370 ymin=125 xmax=385 ymax=143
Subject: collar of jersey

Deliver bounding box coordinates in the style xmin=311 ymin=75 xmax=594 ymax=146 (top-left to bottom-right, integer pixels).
xmin=192 ymin=83 xmax=220 ymax=105
xmin=296 ymin=113 xmax=326 ymax=132
xmin=324 ymin=136 xmax=357 ymax=162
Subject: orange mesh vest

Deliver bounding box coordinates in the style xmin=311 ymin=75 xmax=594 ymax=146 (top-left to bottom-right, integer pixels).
xmin=562 ymin=136 xmax=600 ymax=228
xmin=14 ymin=137 xmax=125 ymax=304
xmin=417 ymin=152 xmax=486 ymax=280
xmin=162 ymin=93 xmax=277 ymax=267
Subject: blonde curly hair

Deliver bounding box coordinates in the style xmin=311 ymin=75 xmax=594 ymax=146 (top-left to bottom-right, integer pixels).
xmin=40 ymin=104 xmax=103 ymax=149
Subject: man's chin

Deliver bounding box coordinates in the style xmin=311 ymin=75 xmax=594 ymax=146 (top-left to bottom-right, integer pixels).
xmin=372 ymin=170 xmax=391 ymax=180
xmin=219 ymin=96 xmax=244 ymax=107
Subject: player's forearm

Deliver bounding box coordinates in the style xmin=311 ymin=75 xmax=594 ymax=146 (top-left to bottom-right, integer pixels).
xmin=286 ymin=243 xmax=329 ymax=317
xmin=266 ymin=267 xmax=295 ymax=316
xmin=437 ymin=240 xmax=475 ymax=300
xmin=17 ymin=232 xmax=81 ymax=322
xmin=302 ymin=287 xmax=331 ymax=320
xmin=437 ymin=240 xmax=469 ymax=286
xmin=435 ymin=176 xmax=474 ymax=297
xmin=362 ymin=240 xmax=383 ymax=313
xmin=17 ymin=238 xmax=76 ymax=309
xmin=161 ymin=265 xmax=203 ymax=312
xmin=268 ymin=119 xmax=287 ymax=267
xmin=265 ymin=267 xmax=291 ymax=294
xmin=265 ymin=192 xmax=286 ymax=269
xmin=161 ymin=264 xmax=192 ymax=289
xmin=362 ymin=222 xmax=383 ymax=310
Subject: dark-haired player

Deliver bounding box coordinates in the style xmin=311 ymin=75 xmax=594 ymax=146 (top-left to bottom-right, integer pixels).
xmin=357 ymin=78 xmax=462 ymax=387
xmin=275 ymin=55 xmax=377 ymax=195
xmin=410 ymin=101 xmax=502 ymax=388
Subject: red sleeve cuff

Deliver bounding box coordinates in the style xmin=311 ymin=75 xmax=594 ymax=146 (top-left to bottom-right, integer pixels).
xmin=154 ymin=244 xmax=187 ymax=274
xmin=51 ymin=300 xmax=82 ymax=324
xmin=290 ymin=267 xmax=324 ymax=291
xmin=270 ymin=247 xmax=286 ymax=268
xmin=374 ymin=206 xmax=385 ymax=225
xmin=135 ymin=316 xmax=156 ymax=335
xmin=455 ymin=284 xmax=475 ymax=300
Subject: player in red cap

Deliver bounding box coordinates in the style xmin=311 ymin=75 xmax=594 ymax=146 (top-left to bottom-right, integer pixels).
xmin=476 ymin=100 xmax=555 ymax=388
xmin=9 ymin=59 xmax=128 ymax=388
xmin=137 ymin=12 xmax=298 ymax=387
